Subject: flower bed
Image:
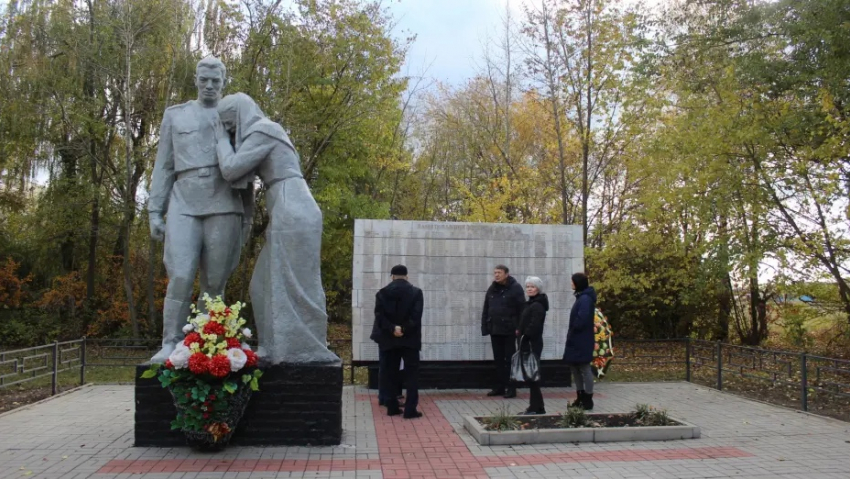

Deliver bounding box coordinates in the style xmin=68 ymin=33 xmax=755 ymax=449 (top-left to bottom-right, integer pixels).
xmin=464 ymin=405 xmax=700 ymax=445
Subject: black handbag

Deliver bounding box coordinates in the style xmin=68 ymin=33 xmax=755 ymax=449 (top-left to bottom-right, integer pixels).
xmin=510 ymin=336 xmax=541 ymax=383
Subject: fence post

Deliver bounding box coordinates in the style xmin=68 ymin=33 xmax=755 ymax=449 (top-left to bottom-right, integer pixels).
xmin=800 ymin=353 xmax=808 ymax=412
xmin=51 ymin=341 xmax=59 ymax=396
xmin=716 ymin=341 xmax=723 ymax=391
xmin=80 ymin=337 xmax=87 ymax=386
xmin=685 ymin=338 xmax=691 ymax=382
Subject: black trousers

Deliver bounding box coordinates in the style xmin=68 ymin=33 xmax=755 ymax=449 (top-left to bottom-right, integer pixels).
xmin=527 ymin=349 xmax=545 ymax=413
xmin=382 ymin=347 xmax=420 ymax=416
xmin=378 ymin=349 xmax=403 ymax=405
xmin=490 ymin=334 xmax=516 ymax=391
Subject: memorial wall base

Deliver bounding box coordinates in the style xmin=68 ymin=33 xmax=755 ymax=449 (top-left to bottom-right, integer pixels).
xmin=364 ymin=360 xmax=572 ymax=390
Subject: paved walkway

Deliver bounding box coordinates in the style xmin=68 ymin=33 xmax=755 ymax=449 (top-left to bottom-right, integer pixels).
xmin=0 ymin=382 xmax=847 ymax=478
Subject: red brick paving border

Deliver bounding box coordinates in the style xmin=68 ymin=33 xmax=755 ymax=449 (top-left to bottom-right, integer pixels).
xmin=97 ymin=393 xmax=751 ymax=476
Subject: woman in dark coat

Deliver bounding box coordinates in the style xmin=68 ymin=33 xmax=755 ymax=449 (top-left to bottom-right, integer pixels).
xmin=563 ymin=272 xmax=597 ymax=410
xmin=517 ymin=276 xmax=548 ymax=414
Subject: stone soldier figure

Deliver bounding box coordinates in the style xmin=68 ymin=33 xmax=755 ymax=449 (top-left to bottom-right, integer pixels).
xmin=148 ymin=57 xmax=252 ymax=362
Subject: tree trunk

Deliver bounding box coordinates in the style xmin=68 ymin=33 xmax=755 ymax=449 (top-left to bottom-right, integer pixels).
xmin=746 ymin=275 xmax=761 ymax=346
xmin=540 ymin=3 xmax=570 ymax=225
xmin=582 ymin=0 xmax=593 ymax=249
xmin=122 ymin=6 xmax=139 ymax=338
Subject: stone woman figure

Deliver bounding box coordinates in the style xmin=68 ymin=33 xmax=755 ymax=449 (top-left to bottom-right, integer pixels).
xmin=215 ymin=93 xmax=338 ymax=364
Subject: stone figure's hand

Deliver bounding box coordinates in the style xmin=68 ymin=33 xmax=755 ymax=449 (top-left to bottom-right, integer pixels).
xmin=213 ymin=117 xmax=227 ymax=142
xmin=150 ymin=215 xmax=166 ymax=242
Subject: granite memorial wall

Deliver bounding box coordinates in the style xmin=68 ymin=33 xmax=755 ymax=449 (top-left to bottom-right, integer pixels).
xmin=352 ymin=220 xmax=584 ymax=370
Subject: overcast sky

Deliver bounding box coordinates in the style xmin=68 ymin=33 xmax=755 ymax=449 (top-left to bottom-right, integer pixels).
xmin=385 ymin=0 xmax=666 ymax=87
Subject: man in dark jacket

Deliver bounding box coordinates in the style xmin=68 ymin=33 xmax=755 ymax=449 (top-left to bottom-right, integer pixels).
xmin=481 ymin=264 xmax=526 ymax=398
xmin=563 ymin=272 xmax=597 ymax=410
xmin=375 ymin=265 xmax=424 ymax=418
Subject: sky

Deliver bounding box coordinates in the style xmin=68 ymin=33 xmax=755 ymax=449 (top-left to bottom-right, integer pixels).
xmin=384 ymin=0 xmax=666 ymax=88
xmin=384 ymin=0 xmax=516 ymax=86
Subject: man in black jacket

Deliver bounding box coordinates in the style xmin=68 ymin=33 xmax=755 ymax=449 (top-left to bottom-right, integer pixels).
xmin=481 ymin=264 xmax=526 ymax=398
xmin=374 ymin=265 xmax=424 ymax=418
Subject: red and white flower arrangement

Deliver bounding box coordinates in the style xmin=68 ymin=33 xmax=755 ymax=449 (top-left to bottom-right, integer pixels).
xmin=164 ymin=294 xmax=259 ymax=375
xmin=142 ymin=294 xmax=262 ymax=446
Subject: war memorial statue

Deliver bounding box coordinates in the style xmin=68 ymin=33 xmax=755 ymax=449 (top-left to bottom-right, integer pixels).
xmin=138 ymin=57 xmax=342 ymax=447
xmin=147 ymin=55 xmax=338 ymax=365
xmin=147 ymin=56 xmax=249 ymax=363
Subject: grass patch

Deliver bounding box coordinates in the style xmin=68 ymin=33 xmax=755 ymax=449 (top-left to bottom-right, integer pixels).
xmin=603 ymin=365 xmax=685 ymax=382
xmin=556 ymin=406 xmax=588 ymax=428
xmin=481 ymin=407 xmax=521 ymax=431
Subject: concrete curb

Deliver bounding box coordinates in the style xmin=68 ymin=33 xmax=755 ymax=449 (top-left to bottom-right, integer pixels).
xmin=463 ymin=413 xmax=701 ymax=446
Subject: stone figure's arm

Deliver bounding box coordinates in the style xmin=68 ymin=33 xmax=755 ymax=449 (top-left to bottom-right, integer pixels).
xmin=216 ymin=133 xmax=275 ymax=182
xmin=149 ymin=110 xmax=175 ymax=216
xmin=148 ymin=110 xmax=174 ymax=241
xmin=239 ymin=183 xmax=254 ymax=246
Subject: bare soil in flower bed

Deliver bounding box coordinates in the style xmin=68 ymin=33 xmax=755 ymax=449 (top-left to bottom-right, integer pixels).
xmin=465 ymin=411 xmax=700 ymax=445
xmin=476 ymin=413 xmax=682 ymax=431
xmin=523 ymin=413 xmax=679 ymax=429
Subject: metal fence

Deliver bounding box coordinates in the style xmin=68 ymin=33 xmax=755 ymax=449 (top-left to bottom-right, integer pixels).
xmin=0 ymin=337 xmax=355 ymax=396
xmin=686 ymin=339 xmax=850 ymax=415
xmin=2 ymin=337 xmax=848 ymax=420
xmin=0 ymin=339 xmax=85 ymax=395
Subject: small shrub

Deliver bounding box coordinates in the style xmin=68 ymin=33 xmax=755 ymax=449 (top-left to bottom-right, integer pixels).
xmin=633 ymin=403 xmax=671 ymax=426
xmin=556 ymin=406 xmax=588 ymax=428
xmin=481 ymin=407 xmax=520 ymax=431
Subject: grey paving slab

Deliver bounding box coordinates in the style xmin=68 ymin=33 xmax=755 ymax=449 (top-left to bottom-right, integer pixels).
xmin=0 ymin=382 xmax=847 ymax=478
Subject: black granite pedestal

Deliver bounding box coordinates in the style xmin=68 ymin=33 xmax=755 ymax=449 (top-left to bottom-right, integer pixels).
xmin=363 ymin=360 xmax=572 ymax=389
xmin=135 ymin=362 xmax=343 ymax=447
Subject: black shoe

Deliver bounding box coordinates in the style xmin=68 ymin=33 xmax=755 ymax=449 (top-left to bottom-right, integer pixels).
xmin=403 ymin=411 xmax=423 ymax=419
xmin=570 ymin=390 xmax=584 ymax=408
xmin=581 ymin=393 xmax=594 ymax=411
xmin=387 ymin=408 xmax=402 ymax=416
xmin=503 ymin=388 xmax=517 ymax=399
xmin=518 ymin=409 xmax=542 ymax=415
xmin=486 ymin=389 xmax=505 ymax=397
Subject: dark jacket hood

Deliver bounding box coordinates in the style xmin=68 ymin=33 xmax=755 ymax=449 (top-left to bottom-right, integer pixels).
xmin=528 ymin=293 xmax=549 ymax=311
xmin=575 ymin=285 xmax=596 ymax=302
